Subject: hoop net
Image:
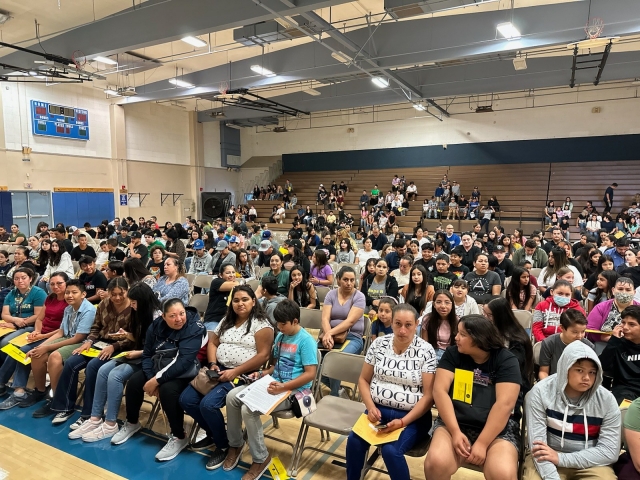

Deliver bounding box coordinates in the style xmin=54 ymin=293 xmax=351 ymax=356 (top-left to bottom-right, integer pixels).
xmin=585 ymin=17 xmax=604 ymax=40
xmin=72 ymin=50 xmax=87 ymax=70
xmin=219 ymin=81 xmax=229 ymax=95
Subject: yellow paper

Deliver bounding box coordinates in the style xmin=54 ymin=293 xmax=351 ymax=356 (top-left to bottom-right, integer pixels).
xmin=585 ymin=329 xmax=612 ymax=335
xmin=351 ymin=413 xmax=404 ymax=446
xmin=9 ymin=332 xmax=38 ymax=348
xmin=0 ymin=343 xmax=31 ymax=365
xmin=304 ymin=328 xmax=320 ymax=341
xmin=0 ymin=327 xmax=16 ymax=338
xmin=82 ymin=348 xmax=128 ymax=359
xmin=620 ymin=399 xmax=633 ymax=409
xmin=453 ymin=369 xmax=473 ymax=404
xmin=268 ymin=457 xmax=289 ymax=480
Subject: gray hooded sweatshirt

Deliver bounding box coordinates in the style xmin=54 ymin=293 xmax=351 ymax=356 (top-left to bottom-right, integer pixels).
xmin=525 ymin=341 xmax=621 ymax=479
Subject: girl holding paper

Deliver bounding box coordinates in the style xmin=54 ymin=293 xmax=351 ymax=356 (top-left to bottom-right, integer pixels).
xmin=346 ymin=304 xmax=436 ymax=480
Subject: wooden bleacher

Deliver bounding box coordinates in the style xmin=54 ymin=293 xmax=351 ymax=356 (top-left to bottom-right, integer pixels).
xmin=249 ymin=160 xmax=640 ymax=237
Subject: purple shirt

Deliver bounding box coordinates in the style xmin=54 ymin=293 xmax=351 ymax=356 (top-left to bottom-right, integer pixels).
xmin=311 ymin=264 xmax=333 ymax=281
xmin=324 ymin=289 xmax=366 ymax=337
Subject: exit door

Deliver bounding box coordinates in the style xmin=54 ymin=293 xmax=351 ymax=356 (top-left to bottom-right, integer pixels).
xmin=11 ymin=191 xmax=53 ymax=236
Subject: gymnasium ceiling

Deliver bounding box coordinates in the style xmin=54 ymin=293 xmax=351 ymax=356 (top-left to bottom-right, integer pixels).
xmin=1 ymin=0 xmax=640 ymax=126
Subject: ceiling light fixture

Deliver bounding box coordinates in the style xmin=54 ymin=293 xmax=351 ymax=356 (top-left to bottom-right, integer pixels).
xmin=104 ymin=88 xmax=121 ymax=96
xmin=497 ymin=22 xmax=521 ymax=40
xmin=371 ymin=76 xmax=390 ymax=88
xmin=303 ymin=88 xmax=321 ymax=96
xmin=181 ymin=36 xmax=207 ymax=48
xmin=331 ymin=51 xmax=352 ymax=65
xmin=94 ymin=56 xmax=118 ymax=65
xmin=413 ymin=103 xmax=426 ymax=111
xmin=168 ymin=78 xmax=195 ymax=88
xmin=250 ymin=65 xmax=276 ymax=77
xmin=513 ymin=56 xmax=527 ymax=71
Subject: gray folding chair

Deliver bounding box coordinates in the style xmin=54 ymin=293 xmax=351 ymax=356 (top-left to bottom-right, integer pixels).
xmin=247 ymin=279 xmax=260 ymax=291
xmin=193 ymin=274 xmax=214 ymax=290
xmin=188 ymin=293 xmax=209 ymax=316
xmin=316 ymin=286 xmax=331 ymax=304
xmin=299 ymin=307 xmax=323 ymax=331
xmin=513 ymin=310 xmax=533 ymax=331
xmin=289 ymin=351 xmax=366 ymax=476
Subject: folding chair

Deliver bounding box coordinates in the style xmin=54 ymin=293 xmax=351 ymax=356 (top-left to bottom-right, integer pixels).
xmin=185 ymin=273 xmax=196 ymax=287
xmin=513 ymin=310 xmax=533 ymax=331
xmin=316 ymin=286 xmax=331 ymax=304
xmin=246 ymin=279 xmax=260 ymax=291
xmin=193 ymin=274 xmax=214 ymax=290
xmin=289 ymin=351 xmax=366 ymax=476
xmin=360 ymin=435 xmax=432 ymax=479
xmin=299 ymin=307 xmax=323 ymax=331
xmin=533 ymin=341 xmax=542 ymax=366
xmin=530 ymin=268 xmax=542 ymax=278
xmin=189 ymin=294 xmax=209 ymax=316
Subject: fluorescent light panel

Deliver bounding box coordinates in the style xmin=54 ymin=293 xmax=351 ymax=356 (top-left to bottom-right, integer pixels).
xmin=497 ymin=22 xmax=520 ymax=40
xmin=413 ymin=103 xmax=425 ymax=111
xmin=331 ymin=51 xmax=352 ymax=65
xmin=181 ymin=36 xmax=207 ymax=48
xmin=371 ymin=76 xmax=389 ymax=88
xmin=94 ymin=56 xmax=118 ymax=65
xmin=168 ymin=78 xmax=195 ymax=88
xmin=303 ymin=88 xmax=321 ymax=96
xmin=104 ymin=88 xmax=121 ymax=96
xmin=250 ymin=65 xmax=276 ymax=77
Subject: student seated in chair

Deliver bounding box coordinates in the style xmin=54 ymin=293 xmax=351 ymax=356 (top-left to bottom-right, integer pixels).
xmin=523 ymin=341 xmax=620 ymax=480
xmin=424 ymin=314 xmax=523 ymax=480
xmin=223 ymin=300 xmax=318 ymax=480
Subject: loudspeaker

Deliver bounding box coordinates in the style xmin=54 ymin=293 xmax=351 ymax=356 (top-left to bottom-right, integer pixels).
xmin=201 ymin=192 xmax=232 ymax=221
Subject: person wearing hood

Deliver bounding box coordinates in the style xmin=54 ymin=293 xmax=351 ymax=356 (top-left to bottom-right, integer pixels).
xmin=111 ymin=298 xmax=206 ymax=462
xmin=523 ymin=341 xmax=620 ymax=480
xmin=533 ymin=280 xmax=585 ymax=343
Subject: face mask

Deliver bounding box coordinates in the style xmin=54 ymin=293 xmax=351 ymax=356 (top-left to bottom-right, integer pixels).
xmin=553 ymin=295 xmax=571 ymax=307
xmin=615 ymin=292 xmax=634 ymax=304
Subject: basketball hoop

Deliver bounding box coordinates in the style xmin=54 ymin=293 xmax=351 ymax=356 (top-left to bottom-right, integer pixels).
xmin=585 ymin=17 xmax=604 ymax=40
xmin=219 ymin=81 xmax=229 ymax=95
xmin=72 ymin=50 xmax=87 ymax=70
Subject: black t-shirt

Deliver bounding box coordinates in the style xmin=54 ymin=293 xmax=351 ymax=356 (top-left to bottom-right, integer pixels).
xmin=61 ymin=239 xmax=74 ymax=254
xmin=460 ymin=246 xmax=481 ymax=270
xmin=449 ymin=263 xmax=470 ymax=279
xmin=129 ymin=244 xmax=149 ymax=264
xmin=108 ymin=249 xmax=126 ymax=263
xmin=116 ymin=235 xmax=131 ymax=248
xmin=315 ymin=243 xmax=336 ymax=259
xmin=85 ymin=229 xmax=97 ymax=239
xmin=604 ymin=186 xmax=614 ymax=204
xmin=432 ymin=271 xmax=458 ymax=290
xmin=458 ymin=199 xmax=469 ymax=208
xmin=600 ymin=336 xmax=640 ymax=396
xmin=620 ymin=266 xmax=640 ymax=289
xmin=584 ymin=272 xmax=598 ymax=291
xmin=497 ymin=258 xmax=514 ymax=278
xmin=212 ymin=255 xmax=225 ymax=274
xmin=543 ymin=240 xmax=562 ymax=254
xmin=70 ymin=245 xmax=96 ymax=261
xmin=204 ymin=278 xmax=230 ymax=324
xmin=439 ymin=346 xmax=522 ymax=426
xmin=415 ymin=258 xmax=436 ymax=273
xmin=78 ymin=270 xmax=108 ymax=304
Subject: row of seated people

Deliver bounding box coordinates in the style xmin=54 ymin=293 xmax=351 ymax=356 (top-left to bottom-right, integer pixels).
xmin=1 ymin=262 xmax=639 ymax=480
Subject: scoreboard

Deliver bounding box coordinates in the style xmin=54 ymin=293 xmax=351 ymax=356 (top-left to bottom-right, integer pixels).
xmin=30 ymin=100 xmax=90 ymax=141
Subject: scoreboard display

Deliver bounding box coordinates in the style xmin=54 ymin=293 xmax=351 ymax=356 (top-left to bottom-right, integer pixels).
xmin=30 ymin=100 xmax=90 ymax=141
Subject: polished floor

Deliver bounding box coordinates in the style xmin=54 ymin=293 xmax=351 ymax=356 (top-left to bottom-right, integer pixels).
xmin=0 ymin=394 xmax=483 ymax=480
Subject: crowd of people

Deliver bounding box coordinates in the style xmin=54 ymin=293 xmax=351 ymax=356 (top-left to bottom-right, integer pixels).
xmin=0 ymin=173 xmax=640 ymax=480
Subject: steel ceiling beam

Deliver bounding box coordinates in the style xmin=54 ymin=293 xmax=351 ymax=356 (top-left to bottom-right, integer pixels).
xmin=0 ymin=0 xmax=354 ymax=75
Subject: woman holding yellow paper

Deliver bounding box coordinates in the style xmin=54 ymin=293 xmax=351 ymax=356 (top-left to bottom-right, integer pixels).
xmin=424 ymin=314 xmax=522 ymax=480
xmin=346 ymin=304 xmax=436 ymax=480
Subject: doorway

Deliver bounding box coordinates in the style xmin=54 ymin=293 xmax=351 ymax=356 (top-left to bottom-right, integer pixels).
xmin=11 ymin=191 xmax=53 ymax=236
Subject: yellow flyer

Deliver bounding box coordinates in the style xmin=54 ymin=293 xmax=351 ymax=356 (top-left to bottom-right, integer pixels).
xmin=9 ymin=332 xmax=39 ymax=348
xmin=0 ymin=327 xmax=16 ymax=338
xmin=351 ymin=413 xmax=404 ymax=446
xmin=0 ymin=343 xmax=31 ymax=365
xmin=82 ymin=348 xmax=128 ymax=359
xmin=268 ymin=457 xmax=289 ymax=480
xmin=453 ymin=369 xmax=473 ymax=404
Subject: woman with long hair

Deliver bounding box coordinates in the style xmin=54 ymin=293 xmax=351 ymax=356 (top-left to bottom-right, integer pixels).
xmin=36 ymin=239 xmax=52 ymax=276
xmin=499 ymin=235 xmax=515 ymax=258
xmin=179 ymin=286 xmax=273 ymax=468
xmin=505 ymin=266 xmax=537 ymax=311
xmin=538 ymin=247 xmax=582 ymax=293
xmin=153 ymin=257 xmax=190 ymax=305
xmin=337 ymin=239 xmax=355 ymax=264
xmin=204 ymin=264 xmax=240 ymax=331
xmin=310 ymin=250 xmax=334 ymax=287
xmin=39 ymin=240 xmax=74 ymax=289
xmin=360 ymin=258 xmax=399 ymax=311
xmin=583 ymin=253 xmax=615 ymax=293
xmin=124 ymin=258 xmax=157 ymax=288
xmin=355 ymin=237 xmax=380 ymax=269
xmin=287 ymin=265 xmax=317 ymax=309
xmin=449 ymin=279 xmax=481 ymax=318
xmin=283 ymin=239 xmax=310 ymax=274
xmin=75 ymin=283 xmax=161 ymax=442
xmin=401 ymin=264 xmax=434 ymax=315
xmin=576 ymin=245 xmax=599 ymax=279
xmin=235 ymin=248 xmax=257 ymax=279
xmin=587 ymin=269 xmax=618 ymax=313
xmin=164 ymin=227 xmax=186 ymax=265
xmin=420 ymin=290 xmax=457 ymax=362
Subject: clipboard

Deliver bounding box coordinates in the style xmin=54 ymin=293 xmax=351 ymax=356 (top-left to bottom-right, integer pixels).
xmin=351 ymin=413 xmax=404 ymax=446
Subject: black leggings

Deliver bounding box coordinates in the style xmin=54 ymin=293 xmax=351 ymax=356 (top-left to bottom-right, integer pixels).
xmin=125 ymin=369 xmax=191 ymax=438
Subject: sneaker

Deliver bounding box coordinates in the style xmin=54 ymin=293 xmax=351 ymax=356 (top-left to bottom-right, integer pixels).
xmin=206 ymin=448 xmax=228 ymax=470
xmin=51 ymin=410 xmax=75 ymax=425
xmin=190 ymin=435 xmax=215 ymax=451
xmin=338 ymin=388 xmax=350 ymax=399
xmin=82 ymin=422 xmax=119 ymax=443
xmin=69 ymin=418 xmax=102 ymax=439
xmin=111 ymin=421 xmax=141 ymax=445
xmin=70 ymin=416 xmax=89 ymax=431
xmin=155 ymin=434 xmax=189 ymax=462
xmin=32 ymin=400 xmax=54 ymax=418
xmin=19 ymin=389 xmax=47 ymax=408
xmin=241 ymin=454 xmax=272 ymax=480
xmin=223 ymin=443 xmax=245 ymax=471
xmin=0 ymin=394 xmax=23 ymax=410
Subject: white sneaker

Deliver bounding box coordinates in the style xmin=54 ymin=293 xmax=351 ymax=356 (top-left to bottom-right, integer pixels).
xmin=70 ymin=416 xmax=89 ymax=431
xmin=155 ymin=434 xmax=189 ymax=462
xmin=69 ymin=418 xmax=102 ymax=439
xmin=82 ymin=422 xmax=119 ymax=442
xmin=111 ymin=421 xmax=141 ymax=445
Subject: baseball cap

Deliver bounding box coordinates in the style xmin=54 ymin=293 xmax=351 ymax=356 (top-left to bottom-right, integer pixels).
xmin=228 ymin=235 xmax=239 ymax=244
xmin=493 ymin=245 xmax=505 ymax=252
xmin=261 ymin=230 xmax=272 ymax=239
xmin=130 ymin=231 xmax=142 ymax=239
xmin=216 ymin=240 xmax=228 ymax=251
xmin=193 ymin=239 xmax=205 ymax=250
xmin=286 ymin=239 xmax=302 ymax=249
xmin=259 ymin=240 xmax=272 ymax=252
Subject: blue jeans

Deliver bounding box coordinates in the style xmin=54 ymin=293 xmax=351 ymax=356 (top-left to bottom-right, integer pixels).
xmin=0 ymin=338 xmax=45 ymax=388
xmin=0 ymin=327 xmax=34 ymax=364
xmin=91 ymin=360 xmax=138 ymax=422
xmin=185 ymin=257 xmax=193 ymax=272
xmin=51 ymin=353 xmax=110 ymax=415
xmin=322 ymin=333 xmax=364 ymax=396
xmin=179 ymin=381 xmax=235 ymax=450
xmin=346 ymin=405 xmax=432 ymax=480
xmin=436 ymin=348 xmax=445 ymax=364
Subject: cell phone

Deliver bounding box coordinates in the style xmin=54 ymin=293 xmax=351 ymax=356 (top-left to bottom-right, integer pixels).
xmin=241 ymin=374 xmax=255 ymax=384
xmin=375 ymin=424 xmax=388 ymax=430
xmin=206 ymin=369 xmax=220 ymax=380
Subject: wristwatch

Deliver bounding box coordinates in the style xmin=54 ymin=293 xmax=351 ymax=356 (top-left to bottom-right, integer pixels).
xmin=208 ymin=361 xmax=217 ymax=368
